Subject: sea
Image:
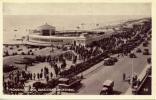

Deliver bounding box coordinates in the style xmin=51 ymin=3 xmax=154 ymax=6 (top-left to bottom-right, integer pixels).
xmin=3 ymin=15 xmax=150 ymax=44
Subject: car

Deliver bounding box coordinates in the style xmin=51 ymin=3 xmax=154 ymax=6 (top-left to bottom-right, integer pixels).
xmin=18 ymin=49 xmax=23 ymax=51
xmin=136 ymin=48 xmax=142 ymax=53
xmin=100 ymin=80 xmax=114 ymax=95
xmin=103 ymin=58 xmax=115 ymax=66
xmin=110 ymin=57 xmax=118 ymax=62
xmin=143 ymin=51 xmax=150 ymax=55
xmin=147 ymin=58 xmax=151 ymax=64
xmin=143 ymin=49 xmax=150 ymax=55
xmin=143 ymin=42 xmax=148 ymax=47
xmin=58 ymin=77 xmax=82 ymax=92
xmin=129 ymin=53 xmax=137 ymax=58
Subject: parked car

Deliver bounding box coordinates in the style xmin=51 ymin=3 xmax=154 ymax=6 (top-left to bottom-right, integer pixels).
xmin=143 ymin=41 xmax=148 ymax=47
xmin=143 ymin=49 xmax=150 ymax=55
xmin=147 ymin=58 xmax=151 ymax=64
xmin=136 ymin=48 xmax=142 ymax=53
xmin=103 ymin=58 xmax=115 ymax=66
xmin=129 ymin=53 xmax=137 ymax=58
xmin=110 ymin=57 xmax=118 ymax=62
xmin=58 ymin=77 xmax=82 ymax=92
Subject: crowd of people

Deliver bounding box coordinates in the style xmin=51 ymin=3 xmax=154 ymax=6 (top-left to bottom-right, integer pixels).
xmin=3 ymin=65 xmax=57 ymax=94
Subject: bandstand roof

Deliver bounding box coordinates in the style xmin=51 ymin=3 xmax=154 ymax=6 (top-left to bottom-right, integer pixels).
xmin=37 ymin=23 xmax=55 ymax=30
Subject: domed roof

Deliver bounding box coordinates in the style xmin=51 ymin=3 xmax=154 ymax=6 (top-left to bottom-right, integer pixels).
xmin=38 ymin=23 xmax=55 ymax=30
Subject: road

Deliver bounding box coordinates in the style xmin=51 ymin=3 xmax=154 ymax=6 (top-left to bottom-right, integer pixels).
xmin=77 ymin=56 xmax=149 ymax=94
xmin=74 ymin=42 xmax=151 ymax=95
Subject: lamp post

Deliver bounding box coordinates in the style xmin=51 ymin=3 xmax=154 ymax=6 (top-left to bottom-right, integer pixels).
xmin=49 ymin=26 xmax=53 ymax=62
xmin=131 ymin=58 xmax=134 ymax=94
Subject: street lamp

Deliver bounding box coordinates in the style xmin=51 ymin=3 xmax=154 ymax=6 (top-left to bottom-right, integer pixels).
xmin=131 ymin=58 xmax=134 ymax=93
xmin=50 ymin=28 xmax=53 ymax=65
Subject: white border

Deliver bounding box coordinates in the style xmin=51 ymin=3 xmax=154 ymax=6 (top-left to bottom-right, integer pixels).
xmin=0 ymin=0 xmax=155 ymax=99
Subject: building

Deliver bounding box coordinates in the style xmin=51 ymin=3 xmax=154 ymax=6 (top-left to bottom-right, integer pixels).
xmin=27 ymin=23 xmax=110 ymax=46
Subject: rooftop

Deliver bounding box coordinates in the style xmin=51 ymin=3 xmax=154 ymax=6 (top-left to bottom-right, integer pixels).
xmin=37 ymin=23 xmax=55 ymax=30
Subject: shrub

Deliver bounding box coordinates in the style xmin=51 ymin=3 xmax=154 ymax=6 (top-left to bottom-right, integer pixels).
xmin=33 ymin=82 xmax=46 ymax=90
xmin=47 ymin=79 xmax=59 ymax=88
xmin=3 ymin=65 xmax=17 ymax=73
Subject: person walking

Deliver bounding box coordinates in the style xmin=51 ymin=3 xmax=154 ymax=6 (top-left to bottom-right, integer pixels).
xmin=40 ymin=73 xmax=43 ymax=79
xmin=50 ymin=72 xmax=53 ymax=79
xmin=41 ymin=68 xmax=43 ymax=73
xmin=46 ymin=76 xmax=49 ymax=82
xmin=37 ymin=73 xmax=40 ymax=80
xmin=30 ymin=73 xmax=32 ymax=80
xmin=123 ymin=73 xmax=126 ymax=81
xmin=33 ymin=73 xmax=36 ymax=80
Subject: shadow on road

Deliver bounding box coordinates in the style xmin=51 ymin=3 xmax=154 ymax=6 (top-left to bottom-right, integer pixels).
xmin=113 ymin=90 xmax=122 ymax=95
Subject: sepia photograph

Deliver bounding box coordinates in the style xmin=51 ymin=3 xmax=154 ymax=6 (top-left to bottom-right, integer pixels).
xmin=2 ymin=2 xmax=152 ymax=96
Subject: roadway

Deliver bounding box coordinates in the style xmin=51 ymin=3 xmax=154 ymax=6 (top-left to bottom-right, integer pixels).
xmin=75 ymin=42 xmax=151 ymax=95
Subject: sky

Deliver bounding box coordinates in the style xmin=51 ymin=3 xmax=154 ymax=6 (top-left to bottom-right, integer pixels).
xmin=3 ymin=3 xmax=151 ymax=16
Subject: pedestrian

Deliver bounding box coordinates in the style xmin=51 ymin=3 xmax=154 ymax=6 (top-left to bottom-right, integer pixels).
xmin=137 ymin=79 xmax=141 ymax=86
xmin=46 ymin=76 xmax=49 ymax=82
xmin=30 ymin=73 xmax=32 ymax=80
xmin=50 ymin=72 xmax=53 ymax=79
xmin=28 ymin=85 xmax=31 ymax=92
xmin=37 ymin=73 xmax=40 ymax=80
xmin=33 ymin=73 xmax=36 ymax=80
xmin=40 ymin=73 xmax=42 ymax=79
xmin=4 ymin=82 xmax=7 ymax=91
xmin=81 ymin=73 xmax=83 ymax=79
xmin=123 ymin=73 xmax=126 ymax=81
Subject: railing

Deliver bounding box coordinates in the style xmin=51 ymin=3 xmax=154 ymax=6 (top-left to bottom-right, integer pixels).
xmin=132 ymin=65 xmax=151 ymax=94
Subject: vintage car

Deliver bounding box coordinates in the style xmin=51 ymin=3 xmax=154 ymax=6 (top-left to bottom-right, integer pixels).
xmin=129 ymin=53 xmax=137 ymax=58
xmin=110 ymin=57 xmax=118 ymax=62
xmin=136 ymin=48 xmax=142 ymax=53
xmin=143 ymin=49 xmax=150 ymax=55
xmin=103 ymin=57 xmax=117 ymax=66
xmin=58 ymin=77 xmax=81 ymax=92
xmin=100 ymin=80 xmax=114 ymax=95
